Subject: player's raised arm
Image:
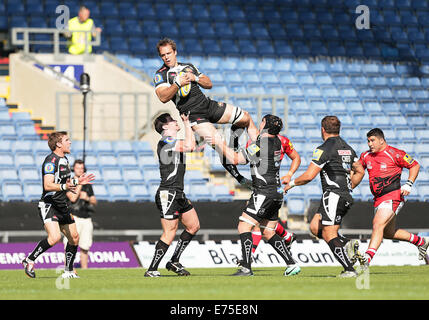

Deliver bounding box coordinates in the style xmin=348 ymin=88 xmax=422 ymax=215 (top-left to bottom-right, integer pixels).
xmin=184 ymin=71 xmax=212 ymax=90
xmin=284 ymin=162 xmax=322 ymax=192
xmin=155 ymin=72 xmax=190 ymax=104
xmin=174 ymin=112 xmax=196 ymax=153
xmin=43 ymin=174 xmax=77 ymax=193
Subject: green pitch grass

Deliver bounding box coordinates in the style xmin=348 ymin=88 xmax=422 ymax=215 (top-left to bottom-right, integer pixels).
xmin=1 ymin=266 xmax=428 ymax=300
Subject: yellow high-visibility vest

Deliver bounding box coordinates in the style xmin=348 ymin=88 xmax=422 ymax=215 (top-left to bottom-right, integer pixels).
xmin=68 ymin=16 xmax=94 ymax=55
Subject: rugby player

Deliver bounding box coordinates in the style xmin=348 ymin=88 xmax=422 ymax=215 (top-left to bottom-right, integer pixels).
xmin=358 ymin=128 xmax=429 ymax=267
xmin=153 ymin=38 xmax=257 ymax=187
xmin=284 ymin=116 xmax=365 ymax=277
xmin=221 ymin=114 xmax=300 ymax=276
xmin=248 ymin=134 xmax=301 ymax=254
xmin=144 ymin=112 xmax=199 ymax=277
xmin=22 ymin=132 xmax=95 ymax=279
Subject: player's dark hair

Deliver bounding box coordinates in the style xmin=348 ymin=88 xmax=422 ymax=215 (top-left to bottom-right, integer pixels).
xmin=157 ymin=38 xmax=177 ymax=55
xmin=154 ymin=113 xmax=175 ymax=134
xmin=367 ymin=128 xmax=385 ymax=140
xmin=73 ymin=159 xmax=86 ymax=172
xmin=48 ymin=131 xmax=68 ymax=151
xmin=321 ymin=116 xmax=341 ymax=134
xmin=262 ymin=114 xmax=283 ymax=135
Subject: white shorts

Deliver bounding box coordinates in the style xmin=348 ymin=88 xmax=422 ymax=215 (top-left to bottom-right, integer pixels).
xmin=374 ymin=199 xmax=404 ymax=216
xmin=64 ymin=216 xmax=93 ymax=251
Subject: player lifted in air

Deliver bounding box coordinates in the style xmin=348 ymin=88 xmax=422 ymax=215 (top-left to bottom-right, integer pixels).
xmin=22 ymin=131 xmax=95 ymax=279
xmin=357 ymin=128 xmax=429 ymax=268
xmin=153 ymin=38 xmax=256 ymax=187
xmin=144 ymin=112 xmax=200 ymax=277
xmin=284 ymin=116 xmax=365 ymax=278
xmin=221 ymin=114 xmax=300 ymax=276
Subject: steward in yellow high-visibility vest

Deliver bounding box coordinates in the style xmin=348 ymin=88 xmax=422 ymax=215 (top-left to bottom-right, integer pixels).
xmin=66 ymin=6 xmax=101 ymax=55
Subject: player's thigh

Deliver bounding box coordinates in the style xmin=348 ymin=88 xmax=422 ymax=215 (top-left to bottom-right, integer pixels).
xmin=373 ymin=206 xmax=396 ymax=229
xmin=216 ymin=103 xmax=246 ymax=125
xmin=321 ymin=224 xmax=341 ymax=242
xmin=60 ymin=222 xmax=79 ymax=244
xmin=192 ymin=122 xmax=223 ymax=144
xmin=383 ymin=214 xmax=397 ymax=238
xmin=44 ymin=220 xmax=62 ymax=244
xmin=160 ymin=218 xmax=179 ymax=234
xmin=180 ymin=208 xmax=200 ymax=233
xmin=238 ymin=212 xmax=259 ymax=233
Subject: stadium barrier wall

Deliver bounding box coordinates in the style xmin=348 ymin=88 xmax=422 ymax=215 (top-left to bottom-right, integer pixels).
xmin=1 ymin=201 xmax=429 ymax=231
xmin=0 ymin=242 xmax=140 ymax=270
xmin=134 ymin=239 xmax=427 ymax=269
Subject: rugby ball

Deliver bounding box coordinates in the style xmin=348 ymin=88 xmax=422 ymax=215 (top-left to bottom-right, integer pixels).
xmin=178 ymin=71 xmax=191 ymax=98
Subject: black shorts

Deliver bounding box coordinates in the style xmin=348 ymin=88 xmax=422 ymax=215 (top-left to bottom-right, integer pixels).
xmin=38 ymin=201 xmax=75 ymax=225
xmin=186 ymin=99 xmax=226 ymax=126
xmin=317 ymin=191 xmax=353 ymax=226
xmin=244 ymin=192 xmax=283 ymax=222
xmin=155 ymin=189 xmax=194 ymax=220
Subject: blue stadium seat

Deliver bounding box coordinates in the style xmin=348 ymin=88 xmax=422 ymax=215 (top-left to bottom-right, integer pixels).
xmin=15 ymin=153 xmax=35 ymax=168
xmin=108 ymin=183 xmax=130 ymax=201
xmin=189 ymin=185 xmax=212 ymax=201
xmin=92 ymin=183 xmax=109 ymax=201
xmin=117 ymin=153 xmax=139 ymax=168
xmin=0 ymin=167 xmax=19 ymax=183
xmin=102 ymin=167 xmax=123 ymax=182
xmin=2 ymin=181 xmax=24 ymax=201
xmin=129 ymin=183 xmax=151 ymax=202
xmin=23 ymin=182 xmax=42 ymax=202
xmin=287 ymin=197 xmax=306 ymax=215
xmin=19 ymin=166 xmax=39 ymax=183
xmin=98 ymin=153 xmax=119 ymax=168
xmin=122 ymin=167 xmax=144 ymax=183
xmin=93 ymin=141 xmax=113 ymax=153
xmin=211 ymin=185 xmax=232 ymax=202
xmin=142 ymin=169 xmax=160 ymax=185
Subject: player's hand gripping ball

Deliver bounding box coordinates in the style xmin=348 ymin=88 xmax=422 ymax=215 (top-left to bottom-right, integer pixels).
xmin=178 ymin=71 xmax=191 ymax=98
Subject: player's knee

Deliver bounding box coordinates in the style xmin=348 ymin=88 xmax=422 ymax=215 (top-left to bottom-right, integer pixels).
xmin=309 ymin=220 xmax=319 ymax=236
xmin=261 ymin=229 xmax=275 ymax=240
xmin=188 ymin=222 xmax=200 ymax=234
xmin=236 ymin=110 xmax=250 ymax=127
xmin=49 ymin=234 xmax=62 ymax=245
xmin=71 ymin=233 xmax=79 ymax=246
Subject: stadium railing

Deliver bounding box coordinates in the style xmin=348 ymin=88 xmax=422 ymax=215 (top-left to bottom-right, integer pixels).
xmin=11 ymin=27 xmax=101 ymax=60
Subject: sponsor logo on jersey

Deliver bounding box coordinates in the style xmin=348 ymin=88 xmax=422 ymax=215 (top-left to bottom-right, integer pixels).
xmin=338 ymin=150 xmax=352 ymax=155
xmin=380 ymin=162 xmax=387 ymax=171
xmin=44 ymin=163 xmax=55 ymax=173
xmin=403 ymin=153 xmax=414 ymax=164
xmin=247 ymin=143 xmax=260 ymax=156
xmin=154 ymin=74 xmax=163 ymax=85
xmin=289 ymin=141 xmax=294 ymax=150
xmin=164 ymin=137 xmax=176 ymax=144
xmin=312 ymin=148 xmax=324 ymax=161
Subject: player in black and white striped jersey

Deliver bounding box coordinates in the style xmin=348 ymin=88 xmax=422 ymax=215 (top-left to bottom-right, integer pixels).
xmin=22 ymin=131 xmax=95 ymax=279
xmin=144 ymin=112 xmax=200 ymax=277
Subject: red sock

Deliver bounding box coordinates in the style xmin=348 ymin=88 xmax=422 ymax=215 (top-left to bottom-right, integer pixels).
xmin=365 ymin=248 xmax=377 ymax=263
xmin=275 ymin=223 xmax=292 ymax=242
xmin=409 ymin=234 xmax=425 ymax=246
xmin=251 ymin=231 xmax=262 ymax=253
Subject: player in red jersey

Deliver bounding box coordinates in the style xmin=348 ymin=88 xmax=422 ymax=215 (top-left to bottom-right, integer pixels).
xmin=358 ymin=128 xmax=428 ymax=267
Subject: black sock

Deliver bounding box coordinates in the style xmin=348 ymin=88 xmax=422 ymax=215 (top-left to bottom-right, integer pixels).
xmin=229 ymin=124 xmax=245 ymax=151
xmin=239 ymin=232 xmax=253 ymax=269
xmin=28 ymin=238 xmax=52 ymax=261
xmin=148 ymin=240 xmax=169 ymax=271
xmin=317 ymin=227 xmax=323 ymax=239
xmin=171 ymin=230 xmax=194 ymax=263
xmin=65 ymin=244 xmax=78 ymax=271
xmin=268 ymin=234 xmax=296 ymax=265
xmin=337 ymin=232 xmax=349 ymax=245
xmin=327 ymin=237 xmax=355 ymax=272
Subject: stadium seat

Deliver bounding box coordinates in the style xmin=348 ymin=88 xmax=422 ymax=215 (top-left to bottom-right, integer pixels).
xmin=129 ymin=183 xmax=151 ymax=202
xmin=108 ymin=183 xmax=130 ymax=201
xmin=211 ymin=185 xmax=232 ymax=202
xmin=102 ymin=167 xmax=123 ymax=182
xmin=287 ymin=197 xmax=306 ymax=215
xmin=18 ymin=166 xmax=39 ymax=183
xmin=2 ymin=181 xmax=24 ymax=201
xmin=23 ymin=182 xmax=42 ymax=202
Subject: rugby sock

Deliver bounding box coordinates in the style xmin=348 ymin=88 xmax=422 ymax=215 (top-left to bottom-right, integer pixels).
xmin=65 ymin=244 xmax=78 ymax=272
xmin=409 ymin=234 xmax=425 ymax=247
xmin=27 ymin=238 xmax=52 ymax=262
xmin=229 ymin=124 xmax=245 ymax=151
xmin=275 ymin=223 xmax=293 ymax=243
xmin=148 ymin=240 xmax=169 ymax=271
xmin=268 ymin=234 xmax=296 ymax=265
xmin=239 ymin=232 xmax=253 ymax=269
xmin=327 ymin=237 xmax=355 ymax=272
xmin=365 ymin=248 xmax=377 ymax=264
xmin=171 ymin=230 xmax=195 ymax=263
xmin=251 ymin=231 xmax=262 ymax=253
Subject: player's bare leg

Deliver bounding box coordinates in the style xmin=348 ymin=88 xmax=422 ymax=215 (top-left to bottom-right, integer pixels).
xmin=165 ymin=208 xmax=200 ymax=276
xmin=22 ymin=221 xmax=61 ymax=278
xmin=364 ymin=207 xmax=396 ymax=265
xmin=60 ymin=223 xmax=80 ymax=278
xmin=383 ymin=215 xmax=429 ymax=260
